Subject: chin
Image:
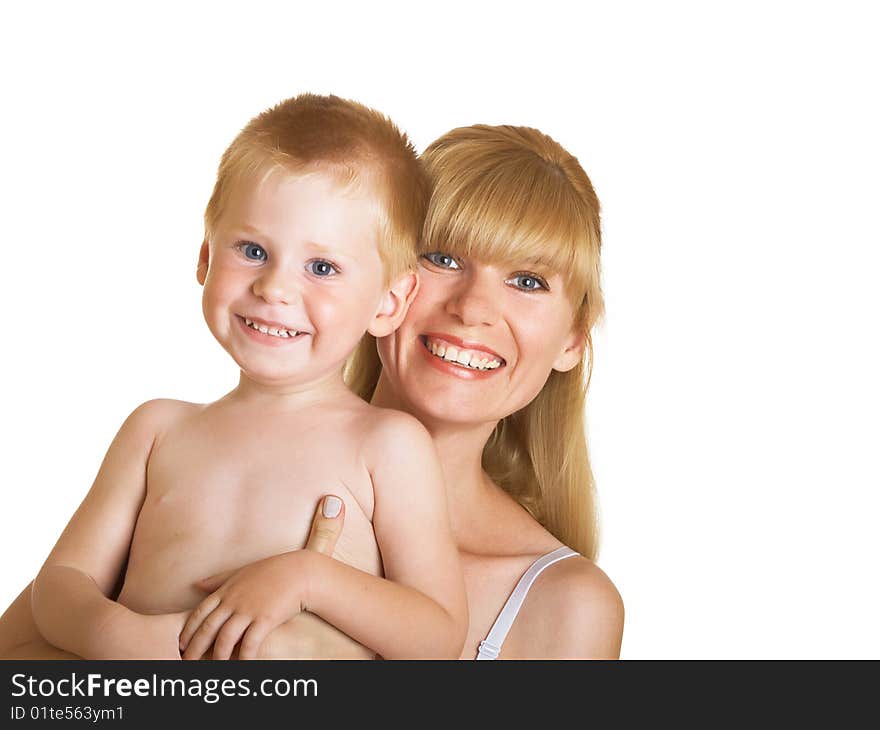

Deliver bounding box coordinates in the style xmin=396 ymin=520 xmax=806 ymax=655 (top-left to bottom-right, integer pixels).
xmin=227 ymin=354 xmax=301 ymax=386
xmin=403 ymin=388 xmax=503 ymax=428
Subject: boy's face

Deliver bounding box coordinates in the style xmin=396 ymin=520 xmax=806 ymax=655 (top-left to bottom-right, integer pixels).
xmin=198 ymin=169 xmax=388 ymax=389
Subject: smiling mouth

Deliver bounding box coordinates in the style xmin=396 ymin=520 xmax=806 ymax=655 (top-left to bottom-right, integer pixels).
xmin=420 ymin=335 xmax=505 ymax=371
xmin=239 ymin=315 xmax=308 ymax=340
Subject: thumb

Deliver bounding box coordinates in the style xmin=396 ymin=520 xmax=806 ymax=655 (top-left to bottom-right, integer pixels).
xmin=194 ymin=569 xmax=235 ymax=592
xmin=305 ymin=495 xmax=345 ymax=556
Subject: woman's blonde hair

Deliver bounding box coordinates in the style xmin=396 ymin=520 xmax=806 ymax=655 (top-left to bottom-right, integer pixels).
xmin=346 ymin=124 xmax=604 ymax=559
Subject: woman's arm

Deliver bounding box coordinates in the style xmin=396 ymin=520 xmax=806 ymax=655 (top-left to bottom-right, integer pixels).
xmin=523 ymin=556 xmax=624 ymax=659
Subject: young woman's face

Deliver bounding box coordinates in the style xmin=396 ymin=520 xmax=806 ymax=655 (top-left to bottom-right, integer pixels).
xmin=377 ymin=250 xmax=585 ymax=427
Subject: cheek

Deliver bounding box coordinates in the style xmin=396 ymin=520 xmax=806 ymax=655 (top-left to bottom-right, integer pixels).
xmin=516 ymin=316 xmax=566 ymax=361
xmin=509 ymin=301 xmax=576 ymax=376
xmin=306 ymin=283 xmax=379 ymax=334
xmin=404 ymin=275 xmax=447 ymax=325
xmin=201 ymin=276 xmax=225 ymax=315
xmin=204 ymin=265 xmax=243 ymax=302
xmin=304 ymin=289 xmax=341 ymax=330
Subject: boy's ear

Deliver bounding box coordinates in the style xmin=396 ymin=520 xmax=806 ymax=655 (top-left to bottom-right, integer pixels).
xmin=552 ymin=325 xmax=587 ymax=373
xmin=367 ymin=271 xmax=420 ymax=337
xmin=196 ymin=240 xmax=209 ymax=285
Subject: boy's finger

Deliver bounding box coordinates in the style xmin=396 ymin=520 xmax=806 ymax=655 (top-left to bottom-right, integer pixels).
xmin=179 ymin=593 xmax=221 ymax=649
xmin=195 ymin=570 xmax=235 ymax=592
xmin=213 ymin=614 xmax=252 ymax=660
xmin=182 ymin=604 xmax=231 ymax=660
xmin=304 ymin=495 xmax=345 ymax=556
xmin=238 ymin=619 xmax=273 ymax=660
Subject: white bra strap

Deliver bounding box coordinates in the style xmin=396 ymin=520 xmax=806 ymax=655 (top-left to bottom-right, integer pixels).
xmin=476 ymin=546 xmax=578 ymax=660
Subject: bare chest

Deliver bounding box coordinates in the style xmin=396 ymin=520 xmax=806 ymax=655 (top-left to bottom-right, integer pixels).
xmin=118 ymin=415 xmax=381 ymax=613
xmin=460 ymin=551 xmax=564 ymax=660
xmin=459 ymin=553 xmax=532 ymax=659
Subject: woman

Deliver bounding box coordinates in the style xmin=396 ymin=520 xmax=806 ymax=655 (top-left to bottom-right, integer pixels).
xmin=346 ymin=124 xmax=623 ymax=658
xmin=0 ymin=124 xmax=622 ymax=659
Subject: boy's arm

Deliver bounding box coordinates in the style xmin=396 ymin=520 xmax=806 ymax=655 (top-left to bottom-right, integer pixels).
xmin=181 ymin=412 xmax=468 ymax=660
xmin=308 ymin=411 xmax=468 ymax=657
xmin=31 ymin=400 xmax=181 ymax=659
xmin=0 ymin=582 xmax=80 ymax=659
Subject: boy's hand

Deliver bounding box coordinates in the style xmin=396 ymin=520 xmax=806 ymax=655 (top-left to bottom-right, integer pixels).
xmin=97 ymin=609 xmax=188 ymax=660
xmin=179 ymin=494 xmax=345 ymax=660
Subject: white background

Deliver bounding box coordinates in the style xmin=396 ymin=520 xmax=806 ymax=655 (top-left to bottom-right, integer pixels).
xmin=1 ymin=1 xmax=877 ymax=658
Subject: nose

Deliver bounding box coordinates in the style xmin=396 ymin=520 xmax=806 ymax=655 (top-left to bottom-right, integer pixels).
xmin=252 ymin=264 xmax=301 ymax=305
xmin=445 ymin=269 xmax=500 ymax=327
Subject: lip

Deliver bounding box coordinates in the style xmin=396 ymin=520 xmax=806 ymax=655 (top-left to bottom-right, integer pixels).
xmin=420 ymin=332 xmax=507 ymax=364
xmin=417 ymin=336 xmax=506 ymax=380
xmin=236 ymin=314 xmax=310 ymax=346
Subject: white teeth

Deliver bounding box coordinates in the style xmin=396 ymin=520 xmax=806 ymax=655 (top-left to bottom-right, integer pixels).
xmin=425 ymin=338 xmax=502 ymax=371
xmin=245 ymin=318 xmax=298 ymax=339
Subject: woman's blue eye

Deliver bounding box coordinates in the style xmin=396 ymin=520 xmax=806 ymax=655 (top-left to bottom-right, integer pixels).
xmin=308 ymin=259 xmax=339 ymax=277
xmin=423 ymin=252 xmax=461 ymax=270
xmin=240 ymin=243 xmax=267 ymax=261
xmin=506 ymin=273 xmax=548 ymax=291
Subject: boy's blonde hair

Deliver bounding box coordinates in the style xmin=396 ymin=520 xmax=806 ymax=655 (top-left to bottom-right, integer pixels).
xmin=204 ymin=93 xmax=429 ymax=282
xmin=346 ymin=125 xmax=605 ymax=559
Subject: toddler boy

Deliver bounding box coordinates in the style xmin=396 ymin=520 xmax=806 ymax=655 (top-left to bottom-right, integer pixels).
xmin=31 ymin=94 xmax=467 ymax=660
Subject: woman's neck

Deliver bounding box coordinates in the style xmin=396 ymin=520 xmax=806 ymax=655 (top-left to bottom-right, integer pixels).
xmin=371 ymin=371 xmax=546 ymax=554
xmin=371 ymin=372 xmax=498 ymax=510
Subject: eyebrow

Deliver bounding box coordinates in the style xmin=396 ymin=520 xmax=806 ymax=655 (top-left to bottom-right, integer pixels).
xmin=235 ymin=223 xmax=267 ymax=239
xmin=516 ymin=256 xmax=556 ymax=270
xmin=301 ymin=241 xmax=337 ymax=254
xmin=301 ymin=241 xmax=359 ymax=263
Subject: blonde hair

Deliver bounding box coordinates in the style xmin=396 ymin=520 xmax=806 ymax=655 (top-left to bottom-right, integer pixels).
xmin=346 ymin=125 xmax=604 ymax=559
xmin=204 ymin=93 xmax=429 ymax=282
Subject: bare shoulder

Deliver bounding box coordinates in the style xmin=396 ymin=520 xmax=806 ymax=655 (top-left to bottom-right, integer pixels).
xmin=359 ymin=406 xmax=434 ymax=458
xmin=522 ymin=555 xmax=624 ymax=659
xmin=356 ymin=406 xmax=444 ymax=504
xmin=129 ymin=398 xmax=200 ymax=420
xmin=123 ymin=398 xmax=200 ymax=436
xmin=113 ymin=399 xmax=203 ymax=453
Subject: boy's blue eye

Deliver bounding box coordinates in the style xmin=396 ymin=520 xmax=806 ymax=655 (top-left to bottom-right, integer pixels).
xmin=307 ymin=259 xmax=339 ymax=277
xmin=422 ymin=252 xmax=461 ymax=270
xmin=240 ymin=243 xmax=267 ymax=261
xmin=506 ymin=273 xmax=548 ymax=292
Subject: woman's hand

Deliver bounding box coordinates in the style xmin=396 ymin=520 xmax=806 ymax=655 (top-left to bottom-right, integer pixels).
xmin=179 ymin=494 xmax=346 ymax=660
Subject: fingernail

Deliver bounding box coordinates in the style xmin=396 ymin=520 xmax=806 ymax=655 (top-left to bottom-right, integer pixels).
xmin=323 ymin=496 xmax=342 ymax=518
